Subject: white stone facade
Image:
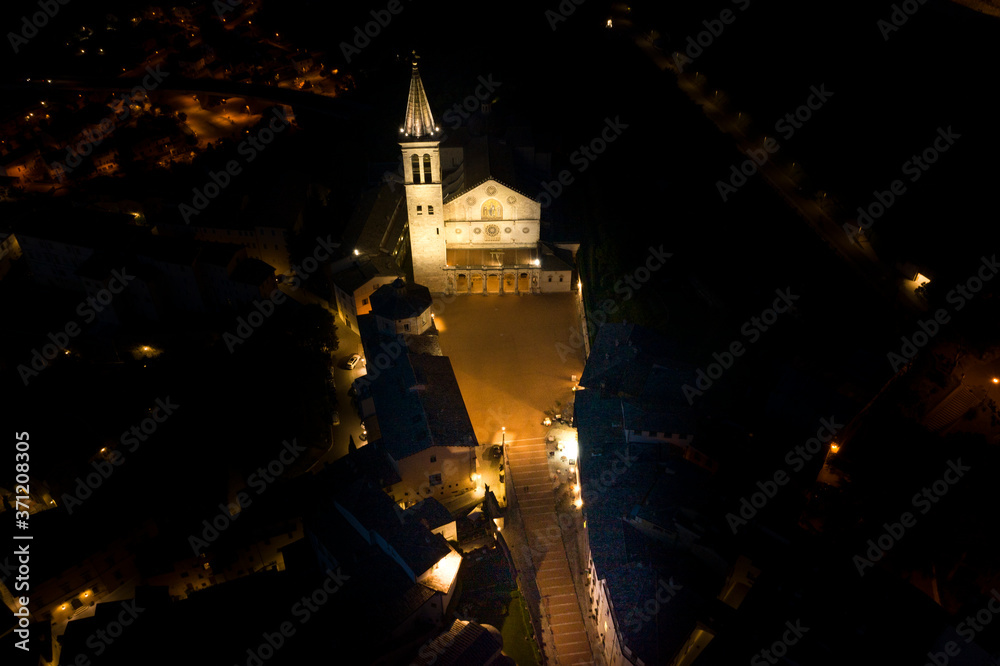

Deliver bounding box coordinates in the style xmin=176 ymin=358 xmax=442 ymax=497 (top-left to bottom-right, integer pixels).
xmin=401 ymin=139 xmax=448 ymax=294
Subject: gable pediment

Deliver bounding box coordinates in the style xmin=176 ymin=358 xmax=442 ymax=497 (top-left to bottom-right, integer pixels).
xmin=444 ymin=179 xmax=540 ymax=222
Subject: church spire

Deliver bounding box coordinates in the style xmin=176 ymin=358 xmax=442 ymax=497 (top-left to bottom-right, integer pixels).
xmin=400 ymin=51 xmax=438 ymax=140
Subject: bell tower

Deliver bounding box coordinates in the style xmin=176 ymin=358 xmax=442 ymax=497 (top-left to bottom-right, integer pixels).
xmin=400 ymin=53 xmax=447 ymax=293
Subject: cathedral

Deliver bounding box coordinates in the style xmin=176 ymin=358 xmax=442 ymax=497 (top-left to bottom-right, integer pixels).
xmin=398 ymin=58 xmax=574 ymax=295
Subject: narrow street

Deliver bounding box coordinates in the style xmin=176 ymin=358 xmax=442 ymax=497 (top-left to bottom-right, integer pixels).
xmin=506 ymin=438 xmax=594 ymax=665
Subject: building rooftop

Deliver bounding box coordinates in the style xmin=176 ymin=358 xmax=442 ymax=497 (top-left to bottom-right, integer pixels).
xmin=344 ymin=182 xmax=409 ymax=258
xmin=371 ymin=278 xmax=432 ymax=321
xmin=400 ymin=58 xmax=440 ymax=141
xmin=358 ymin=317 xmax=478 ymax=461
xmin=195 ymin=242 xmax=244 ymax=269
xmin=228 ymin=257 xmax=275 ymax=286
xmin=403 ymin=497 xmax=454 ymax=533
xmin=442 ymin=133 xmax=549 ymax=208
xmin=576 ymin=323 xmax=716 ymax=664
xmin=331 ymin=258 xmax=382 ymax=294
xmin=410 ymin=619 xmax=507 ymax=666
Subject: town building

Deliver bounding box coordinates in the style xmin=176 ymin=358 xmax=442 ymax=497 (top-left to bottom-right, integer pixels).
xmin=355 ymin=278 xmax=479 ymax=508
xmin=575 ymin=323 xmax=715 ymax=666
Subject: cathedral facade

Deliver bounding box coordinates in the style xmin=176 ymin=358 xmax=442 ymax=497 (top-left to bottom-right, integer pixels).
xmin=399 ymin=60 xmax=571 ymax=295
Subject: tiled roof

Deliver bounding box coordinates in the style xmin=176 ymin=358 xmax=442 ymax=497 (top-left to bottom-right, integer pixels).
xmin=358 ymin=317 xmax=478 ymax=460
xmin=331 ymin=259 xmax=381 ymax=294
xmin=404 ymin=497 xmax=454 ymax=532
xmin=371 ymin=278 xmax=432 ymax=321
xmin=410 ymin=619 xmax=504 ymax=666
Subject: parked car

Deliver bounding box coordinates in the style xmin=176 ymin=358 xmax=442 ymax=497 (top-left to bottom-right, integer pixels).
xmin=346 ymin=353 xmax=361 ymax=369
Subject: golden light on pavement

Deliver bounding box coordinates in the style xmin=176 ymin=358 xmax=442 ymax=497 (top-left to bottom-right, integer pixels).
xmin=561 ymin=431 xmax=579 ymax=461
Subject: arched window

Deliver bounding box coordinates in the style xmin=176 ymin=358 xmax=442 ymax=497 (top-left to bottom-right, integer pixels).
xmin=423 ymin=154 xmax=432 ymax=182
xmin=411 ymin=154 xmax=420 ymax=183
